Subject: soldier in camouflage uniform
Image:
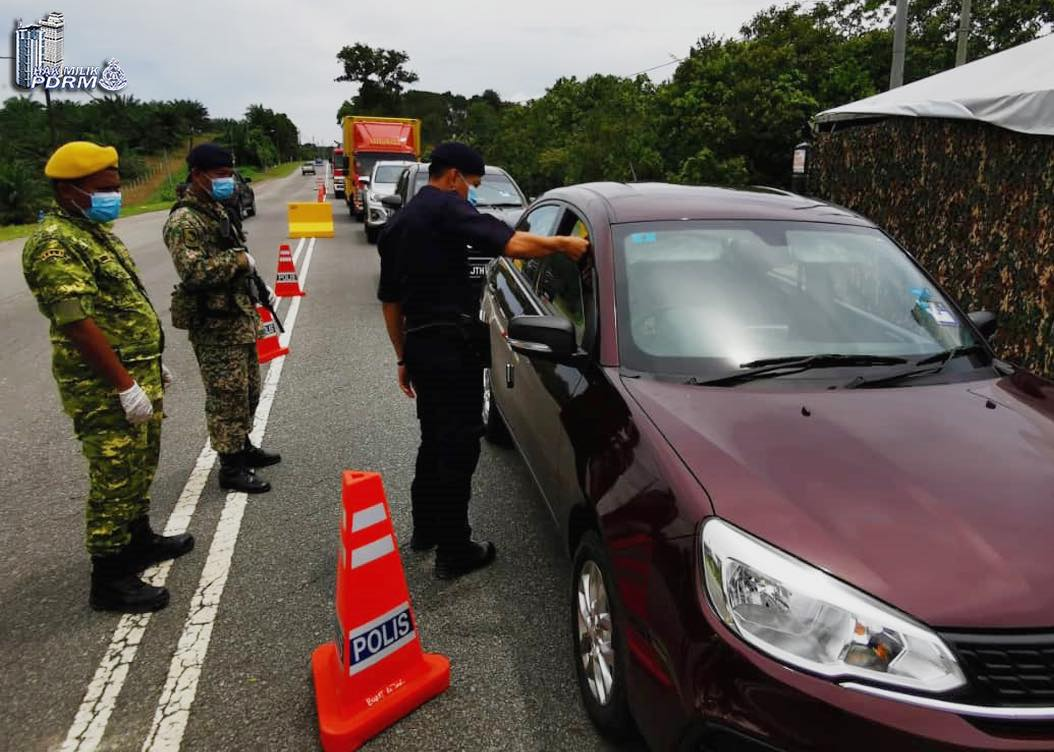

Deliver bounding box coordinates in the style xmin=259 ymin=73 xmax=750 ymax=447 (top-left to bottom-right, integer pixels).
xmin=163 ymin=144 xmax=280 ymax=493
xmin=22 ymin=141 xmax=194 ymax=613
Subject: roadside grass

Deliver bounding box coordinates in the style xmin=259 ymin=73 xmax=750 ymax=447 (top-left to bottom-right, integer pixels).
xmin=1 ymin=160 xmax=302 ymax=242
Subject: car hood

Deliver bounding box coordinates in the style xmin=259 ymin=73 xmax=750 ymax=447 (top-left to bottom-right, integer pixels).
xmin=623 ymin=372 xmax=1054 ymax=628
xmin=478 ymin=205 xmax=525 ymax=228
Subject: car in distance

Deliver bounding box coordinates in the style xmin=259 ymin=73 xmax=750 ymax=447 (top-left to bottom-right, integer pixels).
xmin=302 ymin=161 xmax=316 ymax=175
xmin=363 ymin=160 xmax=412 ymax=244
xmin=480 ymin=182 xmax=1054 ymax=751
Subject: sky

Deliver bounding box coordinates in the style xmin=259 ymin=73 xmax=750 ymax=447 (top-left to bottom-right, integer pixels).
xmin=3 ymin=0 xmax=791 ymax=148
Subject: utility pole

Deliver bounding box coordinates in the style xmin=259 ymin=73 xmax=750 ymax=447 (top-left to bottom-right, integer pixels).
xmin=890 ymin=0 xmax=909 ymax=89
xmin=956 ymin=0 xmax=973 ymax=66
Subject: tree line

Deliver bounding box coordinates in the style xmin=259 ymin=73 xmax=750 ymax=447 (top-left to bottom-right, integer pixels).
xmin=333 ymin=0 xmax=1052 ymax=197
xmin=0 ymin=96 xmax=301 ymax=224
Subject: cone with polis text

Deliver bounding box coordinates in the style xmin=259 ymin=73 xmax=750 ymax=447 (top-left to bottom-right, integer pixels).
xmin=255 ymin=305 xmax=289 ymax=364
xmin=274 ymin=246 xmax=305 ymax=297
xmin=311 ymin=471 xmax=450 ymax=751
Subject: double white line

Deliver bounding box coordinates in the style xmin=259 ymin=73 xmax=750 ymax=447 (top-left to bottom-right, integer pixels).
xmin=62 ymin=237 xmax=317 ymax=752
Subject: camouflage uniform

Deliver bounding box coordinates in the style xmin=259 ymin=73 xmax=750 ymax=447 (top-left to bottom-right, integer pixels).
xmin=162 ymin=191 xmax=260 ymax=455
xmin=22 ymin=208 xmax=165 ymax=555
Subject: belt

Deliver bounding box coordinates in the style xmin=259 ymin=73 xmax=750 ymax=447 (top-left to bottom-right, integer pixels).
xmin=405 ymin=314 xmax=470 ymax=334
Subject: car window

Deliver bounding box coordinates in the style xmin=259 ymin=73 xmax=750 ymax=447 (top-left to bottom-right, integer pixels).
xmin=516 ymin=205 xmax=563 ymax=288
xmin=537 ymin=253 xmax=586 ymax=346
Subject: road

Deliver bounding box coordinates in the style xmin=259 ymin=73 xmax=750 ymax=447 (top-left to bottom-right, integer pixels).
xmin=0 ymin=171 xmax=630 ymax=751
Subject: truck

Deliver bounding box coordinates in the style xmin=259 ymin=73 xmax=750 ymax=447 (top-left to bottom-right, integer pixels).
xmin=339 ymin=116 xmax=421 ymax=220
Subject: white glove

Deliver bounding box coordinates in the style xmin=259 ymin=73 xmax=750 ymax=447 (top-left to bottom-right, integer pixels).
xmin=243 ymin=251 xmax=256 ymax=272
xmin=118 ymin=382 xmax=154 ymax=425
xmin=161 ymin=364 xmax=175 ymax=389
xmin=266 ymin=283 xmax=277 ymax=308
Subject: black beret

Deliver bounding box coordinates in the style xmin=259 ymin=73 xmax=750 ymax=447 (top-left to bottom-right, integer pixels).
xmin=430 ymin=142 xmax=485 ymax=176
xmin=187 ymin=143 xmax=234 ymax=170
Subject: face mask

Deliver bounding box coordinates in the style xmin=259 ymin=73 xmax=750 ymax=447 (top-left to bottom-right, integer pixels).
xmin=459 ymin=174 xmax=479 ymax=206
xmin=209 ymin=176 xmax=236 ymax=201
xmin=72 ymin=185 xmax=122 ymax=223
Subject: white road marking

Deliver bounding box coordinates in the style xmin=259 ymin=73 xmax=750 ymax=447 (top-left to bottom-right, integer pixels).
xmin=60 ymin=238 xmax=309 ymax=752
xmin=141 ymin=236 xmax=316 ymax=751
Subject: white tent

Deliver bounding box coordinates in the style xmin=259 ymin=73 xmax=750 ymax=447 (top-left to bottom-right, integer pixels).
xmin=815 ymin=34 xmax=1054 ymax=136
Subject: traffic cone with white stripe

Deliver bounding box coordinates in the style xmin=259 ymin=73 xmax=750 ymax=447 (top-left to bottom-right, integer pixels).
xmin=311 ymin=471 xmax=450 ymax=751
xmin=255 ymin=305 xmax=289 ymax=364
xmin=275 ymin=246 xmax=305 ymax=298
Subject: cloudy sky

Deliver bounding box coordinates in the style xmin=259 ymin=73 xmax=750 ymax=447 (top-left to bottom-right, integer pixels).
xmin=4 ymin=0 xmax=791 ymax=146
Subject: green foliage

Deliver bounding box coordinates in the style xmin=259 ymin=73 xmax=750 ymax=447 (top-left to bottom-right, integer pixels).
xmin=1 ymin=94 xmax=299 ymax=224
xmin=334 ymin=44 xmax=419 ymax=120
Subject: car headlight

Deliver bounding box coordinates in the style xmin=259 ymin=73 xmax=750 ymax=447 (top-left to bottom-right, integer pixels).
xmin=701 ymin=518 xmax=965 ymax=694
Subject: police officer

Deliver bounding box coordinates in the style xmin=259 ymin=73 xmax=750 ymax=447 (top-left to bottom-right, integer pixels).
xmin=163 ymin=144 xmax=280 ymax=494
xmin=378 ymin=143 xmax=588 ymax=579
xmin=22 ymin=141 xmax=194 ymax=613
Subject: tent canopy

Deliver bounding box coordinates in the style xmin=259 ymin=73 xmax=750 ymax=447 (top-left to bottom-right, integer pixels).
xmin=815 ymin=34 xmax=1054 ymax=136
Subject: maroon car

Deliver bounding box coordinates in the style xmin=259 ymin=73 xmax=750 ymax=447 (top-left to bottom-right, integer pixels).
xmin=481 ymin=183 xmax=1054 ymax=751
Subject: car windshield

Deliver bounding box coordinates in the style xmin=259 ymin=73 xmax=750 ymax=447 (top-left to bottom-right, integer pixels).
xmin=614 ymin=220 xmax=982 ymax=383
xmin=476 ymin=174 xmax=523 ymax=207
xmin=373 ymin=165 xmax=404 ymax=184
xmin=356 ymin=153 xmax=412 ymax=178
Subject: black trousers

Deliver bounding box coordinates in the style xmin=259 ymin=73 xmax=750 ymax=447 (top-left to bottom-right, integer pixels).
xmin=404 ymin=329 xmax=484 ymax=555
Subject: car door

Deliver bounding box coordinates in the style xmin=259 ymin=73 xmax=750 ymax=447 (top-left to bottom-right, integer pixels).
xmin=515 ymin=210 xmax=595 ymax=518
xmin=485 ymin=203 xmax=563 ymax=460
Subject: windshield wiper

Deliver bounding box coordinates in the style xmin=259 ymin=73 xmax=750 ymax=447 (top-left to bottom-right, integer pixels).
xmin=689 ymin=354 xmax=908 ymax=387
xmin=845 ymin=344 xmax=989 ymax=389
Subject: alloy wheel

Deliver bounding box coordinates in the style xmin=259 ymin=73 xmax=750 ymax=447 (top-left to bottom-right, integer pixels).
xmin=576 ymin=560 xmax=615 ymax=706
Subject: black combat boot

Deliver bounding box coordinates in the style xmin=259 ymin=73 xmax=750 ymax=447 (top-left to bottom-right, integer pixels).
xmin=435 ymin=540 xmax=497 ymax=580
xmin=409 ymin=531 xmax=436 ymax=552
xmin=126 ymin=517 xmax=195 ymax=571
xmin=218 ymin=453 xmax=271 ymax=493
xmin=237 ymin=437 xmax=281 ymax=468
xmin=90 ymin=549 xmax=169 ymax=613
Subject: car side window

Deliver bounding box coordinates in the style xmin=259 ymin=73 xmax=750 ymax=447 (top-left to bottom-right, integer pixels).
xmin=535 ymin=211 xmax=591 ymax=348
xmin=516 ymin=205 xmax=563 ymax=288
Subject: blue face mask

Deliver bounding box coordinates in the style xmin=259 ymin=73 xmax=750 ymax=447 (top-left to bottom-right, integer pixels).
xmin=73 ymin=186 xmax=122 ymax=222
xmin=210 ymin=176 xmax=236 ymax=201
xmin=459 ymin=174 xmax=479 ymax=206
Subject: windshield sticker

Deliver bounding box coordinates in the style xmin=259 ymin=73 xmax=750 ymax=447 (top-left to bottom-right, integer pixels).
xmin=630 ymin=232 xmax=657 ymax=244
xmin=928 ymin=301 xmax=958 ymax=326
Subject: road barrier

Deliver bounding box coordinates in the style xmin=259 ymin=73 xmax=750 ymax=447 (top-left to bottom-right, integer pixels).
xmin=275 ymin=245 xmax=305 ymax=298
xmin=288 ymin=202 xmax=335 ymax=238
xmin=312 ymin=471 xmax=450 ymax=751
xmin=255 ymin=305 xmax=289 ymax=364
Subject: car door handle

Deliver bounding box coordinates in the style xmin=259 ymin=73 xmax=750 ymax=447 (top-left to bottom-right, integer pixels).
xmin=505 ymin=362 xmax=515 ymax=389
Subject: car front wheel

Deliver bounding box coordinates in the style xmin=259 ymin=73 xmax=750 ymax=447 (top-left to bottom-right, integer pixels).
xmin=572 ymin=530 xmax=636 ymax=742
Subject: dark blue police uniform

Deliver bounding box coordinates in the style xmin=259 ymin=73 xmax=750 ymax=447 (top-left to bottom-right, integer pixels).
xmin=377 ymin=185 xmax=514 ymax=558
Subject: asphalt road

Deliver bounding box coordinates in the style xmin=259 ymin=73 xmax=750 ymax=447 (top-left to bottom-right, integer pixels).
xmin=0 ymin=170 xmax=632 ymax=751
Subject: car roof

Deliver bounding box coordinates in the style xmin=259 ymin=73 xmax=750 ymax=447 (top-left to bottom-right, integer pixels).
xmin=411 ymin=163 xmax=510 ymax=176
xmin=540 ymin=182 xmax=874 ymax=226
xmin=373 ymin=160 xmax=413 ymax=168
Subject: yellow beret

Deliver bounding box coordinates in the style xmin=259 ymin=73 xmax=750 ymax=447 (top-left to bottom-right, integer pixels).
xmin=44 ymin=141 xmax=119 ymax=179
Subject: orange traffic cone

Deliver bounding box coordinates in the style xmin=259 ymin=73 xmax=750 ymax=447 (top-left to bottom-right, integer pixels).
xmin=275 ymin=249 xmax=305 ymax=298
xmin=312 ymin=471 xmax=450 ymax=751
xmin=255 ymin=305 xmax=289 ymax=364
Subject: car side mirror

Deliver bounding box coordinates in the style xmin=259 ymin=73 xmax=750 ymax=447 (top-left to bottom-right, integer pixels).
xmin=968 ymin=310 xmax=997 ymax=339
xmin=508 ymin=315 xmax=578 ymax=361
xmin=381 ymin=194 xmax=403 ymax=209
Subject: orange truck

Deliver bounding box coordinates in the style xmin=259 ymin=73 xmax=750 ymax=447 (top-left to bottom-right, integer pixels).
xmin=339 ymin=116 xmax=422 ymax=220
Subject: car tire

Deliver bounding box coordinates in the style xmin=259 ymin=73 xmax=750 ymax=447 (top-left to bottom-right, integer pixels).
xmin=571 ymin=530 xmax=637 ymax=742
xmin=482 ymin=367 xmax=512 ymax=446
xmin=365 ymin=225 xmax=379 ymax=244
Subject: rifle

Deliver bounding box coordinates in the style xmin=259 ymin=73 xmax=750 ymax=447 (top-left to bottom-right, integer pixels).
xmin=247 ymin=267 xmax=285 ymax=333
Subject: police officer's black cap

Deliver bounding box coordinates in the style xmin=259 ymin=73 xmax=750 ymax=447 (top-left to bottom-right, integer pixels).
xmin=186 ymin=143 xmax=234 ymax=170
xmin=430 ymin=142 xmax=485 ymax=176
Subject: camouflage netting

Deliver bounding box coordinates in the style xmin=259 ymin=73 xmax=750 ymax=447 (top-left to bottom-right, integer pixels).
xmin=811 ymin=117 xmax=1054 ymax=376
